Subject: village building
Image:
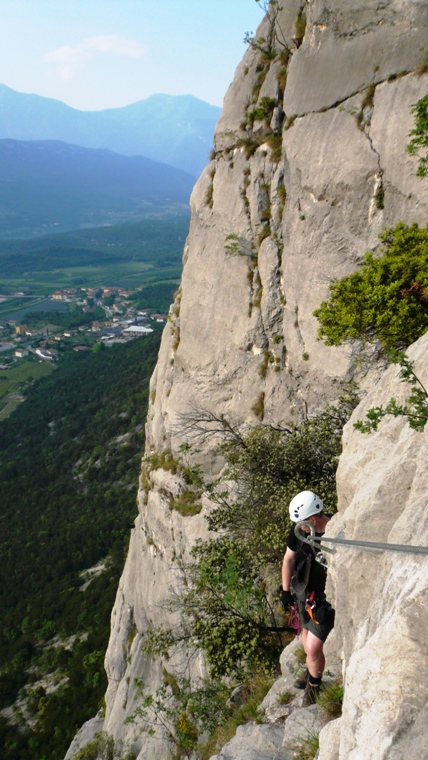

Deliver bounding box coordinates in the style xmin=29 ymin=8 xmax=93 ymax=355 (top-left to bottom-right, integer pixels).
xmin=14 ymin=348 xmax=29 ymax=358
xmin=123 ymin=325 xmax=153 ymax=337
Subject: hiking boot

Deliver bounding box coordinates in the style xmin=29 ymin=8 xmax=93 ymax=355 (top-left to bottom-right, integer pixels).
xmin=293 ymin=669 xmax=309 ymax=690
xmin=302 ymin=682 xmax=321 ymax=706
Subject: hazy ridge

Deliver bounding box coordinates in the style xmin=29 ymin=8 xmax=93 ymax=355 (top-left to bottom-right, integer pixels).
xmin=0 ymin=86 xmax=221 ymax=177
xmin=0 ymin=139 xmax=194 ymax=238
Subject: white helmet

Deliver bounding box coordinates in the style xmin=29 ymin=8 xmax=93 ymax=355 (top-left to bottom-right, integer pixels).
xmin=289 ymin=490 xmax=323 ymax=522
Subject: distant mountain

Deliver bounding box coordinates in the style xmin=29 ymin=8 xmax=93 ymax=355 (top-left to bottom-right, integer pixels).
xmin=0 ymin=86 xmax=221 ymax=177
xmin=0 ymin=139 xmax=194 ymax=238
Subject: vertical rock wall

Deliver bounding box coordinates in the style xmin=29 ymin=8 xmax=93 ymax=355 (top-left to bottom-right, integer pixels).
xmin=66 ymin=2 xmax=428 ymax=758
xmin=321 ymin=333 xmax=428 ymax=760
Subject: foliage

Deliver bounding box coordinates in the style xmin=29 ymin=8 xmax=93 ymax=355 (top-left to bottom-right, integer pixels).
xmin=294 ymin=733 xmax=320 ymax=760
xmin=142 ymin=444 xmax=204 ymax=516
xmin=252 ymin=391 xmax=265 ymax=420
xmin=244 ymin=2 xmax=290 ymax=59
xmin=72 ymin=733 xmax=114 ymax=760
xmin=208 ymin=389 xmax=358 ymax=566
xmin=316 ymin=680 xmax=344 ymax=718
xmin=224 ymin=234 xmax=257 ymax=262
xmin=314 ymin=222 xmax=428 ymax=350
xmin=354 ymin=350 xmax=428 ymax=433
xmin=247 ymin=97 xmax=277 ymax=126
xmin=373 ymin=185 xmax=385 ymax=210
xmin=295 ymin=10 xmax=307 ymax=46
xmin=199 ymin=671 xmax=273 ymax=759
xmin=22 ymin=303 xmax=105 ymax=331
xmin=407 ymin=92 xmax=428 ymax=177
xmin=295 ymin=643 xmax=307 ymax=663
xmin=0 ymin=331 xmax=161 ymax=760
xmin=143 ymin=390 xmax=357 ymax=679
xmin=267 ymin=131 xmax=283 ymax=163
xmin=125 ymin=675 xmax=230 ymax=759
xmin=170 ymin=489 xmax=203 ymax=517
xmin=0 ymin=215 xmax=188 ymax=295
xmin=278 ymin=690 xmax=293 ymax=705
xmin=128 ymin=282 xmax=177 ymax=314
xmin=0 ymin=359 xmax=53 ymax=411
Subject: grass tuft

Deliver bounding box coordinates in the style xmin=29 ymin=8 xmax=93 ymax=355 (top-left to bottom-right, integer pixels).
xmin=294 ymin=733 xmax=320 ymax=760
xmin=316 ymin=680 xmax=344 ymax=718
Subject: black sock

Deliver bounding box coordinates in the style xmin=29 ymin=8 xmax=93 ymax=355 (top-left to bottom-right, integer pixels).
xmin=308 ymin=674 xmax=322 ymax=686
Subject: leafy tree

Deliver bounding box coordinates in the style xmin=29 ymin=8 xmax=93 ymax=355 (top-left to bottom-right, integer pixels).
xmin=314 ymin=222 xmax=428 ymax=350
xmin=407 ymin=92 xmax=428 ymax=177
xmin=143 ymin=390 xmax=358 ymax=678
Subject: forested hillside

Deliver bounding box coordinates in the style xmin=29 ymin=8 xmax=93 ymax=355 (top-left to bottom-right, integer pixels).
xmin=0 ymin=215 xmax=189 ymax=295
xmin=0 ymin=139 xmax=193 ymax=238
xmin=0 ymin=332 xmax=161 ymax=760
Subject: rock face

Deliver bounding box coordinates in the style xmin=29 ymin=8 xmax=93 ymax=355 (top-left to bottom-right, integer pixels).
xmin=65 ymin=2 xmax=428 ymax=759
xmin=319 ymin=333 xmax=428 ymax=760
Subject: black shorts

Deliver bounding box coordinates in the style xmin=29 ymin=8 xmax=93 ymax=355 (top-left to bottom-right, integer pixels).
xmin=298 ymin=596 xmax=335 ymax=642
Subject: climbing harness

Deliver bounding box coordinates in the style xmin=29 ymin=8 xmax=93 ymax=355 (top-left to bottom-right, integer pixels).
xmin=295 ymin=520 xmax=428 ymax=568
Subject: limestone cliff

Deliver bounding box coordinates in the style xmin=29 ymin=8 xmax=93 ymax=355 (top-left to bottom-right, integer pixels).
xmin=318 ymin=331 xmax=428 ymax=760
xmin=65 ymin=1 xmax=428 ymax=758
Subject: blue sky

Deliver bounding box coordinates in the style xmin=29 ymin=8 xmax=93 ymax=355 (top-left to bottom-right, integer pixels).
xmin=0 ymin=0 xmax=264 ymax=111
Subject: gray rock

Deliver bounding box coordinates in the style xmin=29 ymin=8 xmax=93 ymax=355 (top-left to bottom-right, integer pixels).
xmin=209 ymin=723 xmax=293 ymax=760
xmin=264 ymin=704 xmax=291 ymax=725
xmin=282 ymin=704 xmax=327 ymax=750
xmin=325 ymin=332 xmax=428 ymax=759
xmin=64 ymin=714 xmax=104 ymax=760
xmin=318 ymin=717 xmax=341 ymax=760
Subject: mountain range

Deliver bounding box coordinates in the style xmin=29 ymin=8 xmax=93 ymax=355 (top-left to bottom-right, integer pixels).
xmin=0 ymin=139 xmax=194 ymax=238
xmin=0 ymin=85 xmax=221 ymax=177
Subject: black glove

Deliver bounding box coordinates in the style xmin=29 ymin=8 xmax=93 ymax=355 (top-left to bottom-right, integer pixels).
xmin=281 ymin=589 xmax=294 ymax=612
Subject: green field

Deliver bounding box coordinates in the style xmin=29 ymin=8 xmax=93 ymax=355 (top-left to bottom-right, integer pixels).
xmin=0 ymin=215 xmax=188 ymax=296
xmin=0 ymin=359 xmax=54 ymax=420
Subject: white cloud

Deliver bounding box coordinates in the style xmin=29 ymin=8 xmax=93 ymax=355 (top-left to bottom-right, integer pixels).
xmin=44 ymin=45 xmax=92 ymax=81
xmin=82 ymin=34 xmax=145 ymax=59
xmin=45 ymin=35 xmax=146 ymax=80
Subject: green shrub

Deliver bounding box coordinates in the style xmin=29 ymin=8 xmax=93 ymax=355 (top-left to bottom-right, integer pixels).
xmin=199 ymin=672 xmax=273 ymax=760
xmin=206 ymin=168 xmax=216 ymax=208
xmin=170 ymin=489 xmax=202 ymax=517
xmin=267 ymin=132 xmax=283 ymax=163
xmin=314 ymin=222 xmax=428 ymax=350
xmin=247 ymin=96 xmax=277 ymax=126
xmin=373 ymin=185 xmax=385 ymax=210
xmin=407 ymin=91 xmax=428 ymax=176
xmin=144 ymin=449 xmax=179 ymax=474
xmin=258 ymin=223 xmax=271 ymax=246
xmin=251 ymin=391 xmax=265 ymax=420
xmin=295 ymin=11 xmax=307 ymax=46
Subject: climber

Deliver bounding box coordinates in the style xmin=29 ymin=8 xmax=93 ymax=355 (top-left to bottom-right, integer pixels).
xmin=281 ymin=490 xmax=335 ymax=706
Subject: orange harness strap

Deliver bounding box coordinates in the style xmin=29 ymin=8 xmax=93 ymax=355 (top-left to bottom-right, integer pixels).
xmin=306 ymin=590 xmax=320 ymax=625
